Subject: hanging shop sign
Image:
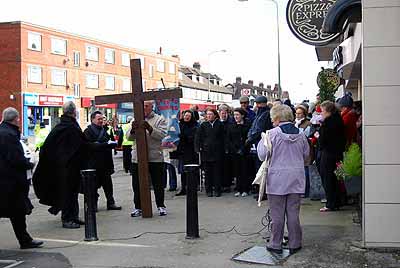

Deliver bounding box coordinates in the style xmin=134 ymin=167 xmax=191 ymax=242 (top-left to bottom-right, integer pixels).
xmin=286 ymin=0 xmax=340 ymax=46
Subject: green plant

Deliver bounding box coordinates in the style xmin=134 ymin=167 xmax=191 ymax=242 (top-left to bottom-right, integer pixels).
xmin=318 ymin=68 xmax=339 ymax=102
xmin=342 ymin=143 xmax=362 ymax=177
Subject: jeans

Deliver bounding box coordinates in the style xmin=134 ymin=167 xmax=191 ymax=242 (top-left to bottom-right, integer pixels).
xmin=163 ymin=163 xmax=177 ymax=190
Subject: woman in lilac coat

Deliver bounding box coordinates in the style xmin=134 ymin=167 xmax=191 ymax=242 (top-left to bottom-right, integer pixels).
xmin=257 ymin=104 xmax=310 ymax=255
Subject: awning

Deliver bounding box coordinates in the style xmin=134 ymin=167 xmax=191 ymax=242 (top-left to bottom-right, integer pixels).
xmin=322 ymin=0 xmax=361 ymax=34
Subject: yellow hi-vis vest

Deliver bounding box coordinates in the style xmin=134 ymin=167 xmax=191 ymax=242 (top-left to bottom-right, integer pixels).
xmin=35 ymin=128 xmax=50 ymax=150
xmin=121 ymin=123 xmax=134 ymax=146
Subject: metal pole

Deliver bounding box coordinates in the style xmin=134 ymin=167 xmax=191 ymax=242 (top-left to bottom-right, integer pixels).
xmin=272 ymin=0 xmax=282 ymax=99
xmin=81 ymin=169 xmax=99 ymax=241
xmin=184 ymin=164 xmax=200 ymax=239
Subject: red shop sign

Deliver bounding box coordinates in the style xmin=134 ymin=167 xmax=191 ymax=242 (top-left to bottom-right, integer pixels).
xmin=39 ymin=95 xmax=64 ymax=106
xmin=81 ymin=97 xmax=117 ymax=109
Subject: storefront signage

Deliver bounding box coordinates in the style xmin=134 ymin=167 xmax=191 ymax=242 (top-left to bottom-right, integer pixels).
xmin=39 ymin=95 xmax=64 ymax=106
xmin=333 ymin=46 xmax=343 ymax=71
xmin=81 ymin=97 xmax=117 ymax=109
xmin=24 ymin=93 xmax=39 ymax=106
xmin=241 ymin=89 xmax=251 ymax=96
xmin=286 ymin=0 xmax=340 ymax=46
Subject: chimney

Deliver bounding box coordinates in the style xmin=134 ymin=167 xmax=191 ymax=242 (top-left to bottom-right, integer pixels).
xmin=248 ymin=80 xmax=253 ymax=86
xmin=236 ymin=77 xmax=242 ymax=84
xmin=259 ymin=82 xmax=264 ymax=88
xmin=267 ymin=85 xmax=272 ymax=90
xmin=193 ymin=62 xmax=201 ymax=70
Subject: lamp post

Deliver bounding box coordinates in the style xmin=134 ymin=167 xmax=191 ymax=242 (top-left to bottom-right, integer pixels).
xmin=238 ymin=0 xmax=281 ymax=98
xmin=207 ymin=49 xmax=227 ymax=102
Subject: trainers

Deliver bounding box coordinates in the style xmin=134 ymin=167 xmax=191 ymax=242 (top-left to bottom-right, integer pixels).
xmin=130 ymin=209 xmax=142 ymax=217
xmin=241 ymin=192 xmax=248 ymax=197
xmin=158 ymin=207 xmax=167 ymax=216
xmin=234 ymin=192 xmax=240 ymax=197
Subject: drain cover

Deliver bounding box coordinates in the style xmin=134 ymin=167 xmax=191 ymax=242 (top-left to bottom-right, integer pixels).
xmin=232 ymin=246 xmax=290 ymax=265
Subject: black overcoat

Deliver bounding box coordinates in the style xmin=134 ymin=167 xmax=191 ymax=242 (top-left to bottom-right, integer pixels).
xmin=0 ymin=122 xmax=34 ymax=218
xmin=225 ymin=121 xmax=251 ymax=155
xmin=176 ymin=120 xmax=198 ymax=164
xmin=195 ymin=120 xmax=225 ymax=162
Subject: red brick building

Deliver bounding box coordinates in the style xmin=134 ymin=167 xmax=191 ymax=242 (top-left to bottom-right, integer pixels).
xmin=0 ymin=21 xmax=179 ymax=136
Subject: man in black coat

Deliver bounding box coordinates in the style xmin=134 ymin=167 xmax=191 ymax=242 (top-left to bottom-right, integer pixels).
xmin=83 ymin=111 xmax=121 ymax=211
xmin=0 ymin=107 xmax=43 ymax=249
xmin=195 ymin=108 xmax=225 ymax=197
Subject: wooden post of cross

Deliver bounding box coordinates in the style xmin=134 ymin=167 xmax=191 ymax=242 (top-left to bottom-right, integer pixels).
xmin=95 ymin=59 xmax=182 ymax=218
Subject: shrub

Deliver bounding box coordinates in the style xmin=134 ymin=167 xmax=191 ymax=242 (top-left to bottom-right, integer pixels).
xmin=342 ymin=143 xmax=362 ymax=177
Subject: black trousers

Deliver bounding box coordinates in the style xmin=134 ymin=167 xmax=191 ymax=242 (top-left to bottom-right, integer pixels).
xmin=131 ymin=162 xmax=165 ymax=209
xmin=204 ymin=161 xmax=222 ymax=194
xmin=233 ymin=155 xmax=250 ymax=193
xmin=96 ymin=172 xmax=115 ymax=205
xmin=61 ymin=191 xmax=79 ymax=222
xmin=10 ymin=215 xmax=32 ymax=245
xmin=319 ymin=151 xmax=341 ymax=209
xmin=122 ymin=146 xmax=132 ymax=173
xmin=222 ymin=154 xmax=233 ymax=188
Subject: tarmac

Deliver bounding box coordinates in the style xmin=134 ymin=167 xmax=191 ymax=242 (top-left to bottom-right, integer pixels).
xmin=1 ymin=153 xmax=399 ymax=268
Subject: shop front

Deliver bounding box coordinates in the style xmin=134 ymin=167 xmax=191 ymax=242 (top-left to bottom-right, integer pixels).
xmin=81 ymin=97 xmax=117 ymax=124
xmin=23 ymin=93 xmax=74 ymax=136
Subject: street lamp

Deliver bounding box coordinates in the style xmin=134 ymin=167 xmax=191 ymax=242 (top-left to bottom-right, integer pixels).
xmin=207 ymin=49 xmax=227 ymax=102
xmin=238 ymin=0 xmax=281 ymax=98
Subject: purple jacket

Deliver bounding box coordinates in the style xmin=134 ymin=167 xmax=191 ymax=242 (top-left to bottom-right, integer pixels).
xmin=257 ymin=123 xmax=309 ymax=195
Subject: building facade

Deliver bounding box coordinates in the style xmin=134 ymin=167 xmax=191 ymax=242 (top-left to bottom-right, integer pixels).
xmin=0 ymin=21 xmax=179 ymax=135
xmin=228 ymin=77 xmax=276 ymax=106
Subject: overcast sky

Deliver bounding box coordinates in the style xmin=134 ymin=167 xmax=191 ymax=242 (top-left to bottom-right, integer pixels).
xmin=4 ymin=0 xmax=329 ymax=103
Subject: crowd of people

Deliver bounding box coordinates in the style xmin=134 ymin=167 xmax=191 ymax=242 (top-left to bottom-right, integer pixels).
xmin=0 ymin=91 xmax=362 ymax=254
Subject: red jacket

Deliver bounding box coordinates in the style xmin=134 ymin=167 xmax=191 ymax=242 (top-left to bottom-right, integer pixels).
xmin=341 ymin=108 xmax=358 ymax=147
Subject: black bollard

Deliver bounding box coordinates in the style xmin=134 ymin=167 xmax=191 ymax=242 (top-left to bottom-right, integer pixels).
xmin=183 ymin=164 xmax=200 ymax=239
xmin=80 ymin=169 xmax=99 ymax=241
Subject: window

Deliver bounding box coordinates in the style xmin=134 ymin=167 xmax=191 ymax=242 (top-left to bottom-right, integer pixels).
xmin=149 ymin=64 xmax=154 ymax=78
xmin=105 ymin=76 xmax=115 ymax=90
xmin=122 ymin=78 xmax=131 ymax=92
xmin=169 ymin=62 xmax=176 ymax=74
xmin=28 ymin=32 xmax=41 ymax=51
xmin=73 ymin=83 xmax=80 ymax=98
xmin=157 ymin=60 xmax=165 ymax=72
xmin=73 ymin=51 xmax=80 ymax=67
xmin=86 ymin=73 xmax=99 ymax=89
xmin=135 ymin=55 xmax=145 ymax=69
xmin=156 ymin=81 xmax=164 ymax=89
xmin=142 ymin=79 xmax=146 ymax=90
xmin=178 ymin=72 xmax=183 ymax=80
xmin=51 ymin=38 xmax=67 ymax=55
xmin=104 ymin=49 xmax=115 ymax=64
xmin=86 ymin=45 xmax=99 ymax=61
xmin=121 ymin=52 xmax=130 ymax=66
xmin=51 ymin=69 xmax=66 ymax=86
xmin=27 ymin=65 xmax=42 ymax=83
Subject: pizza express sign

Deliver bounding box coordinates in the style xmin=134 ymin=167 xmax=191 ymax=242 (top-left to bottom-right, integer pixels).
xmin=286 ymin=0 xmax=340 ymax=46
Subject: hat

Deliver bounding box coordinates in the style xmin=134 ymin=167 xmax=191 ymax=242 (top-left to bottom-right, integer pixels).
xmin=239 ymin=96 xmax=249 ymax=103
xmin=295 ymin=104 xmax=308 ymax=115
xmin=315 ymin=105 xmax=322 ymax=113
xmin=338 ymin=93 xmax=353 ymax=108
xmin=254 ymin=96 xmax=268 ymax=103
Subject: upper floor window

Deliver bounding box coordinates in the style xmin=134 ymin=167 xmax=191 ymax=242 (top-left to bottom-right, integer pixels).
xmin=51 ymin=69 xmax=67 ymax=86
xmin=51 ymin=38 xmax=67 ymax=55
xmin=86 ymin=44 xmax=99 ymax=61
xmin=121 ymin=52 xmax=130 ymax=67
xmin=135 ymin=55 xmax=145 ymax=69
xmin=122 ymin=78 xmax=131 ymax=92
xmin=168 ymin=62 xmax=176 ymax=74
xmin=104 ymin=49 xmax=115 ymax=64
xmin=73 ymin=83 xmax=80 ymax=98
xmin=86 ymin=73 xmax=99 ymax=89
xmin=105 ymin=75 xmax=115 ymax=90
xmin=157 ymin=60 xmax=165 ymax=73
xmin=73 ymin=51 xmax=80 ymax=67
xmin=27 ymin=65 xmax=42 ymax=83
xmin=149 ymin=64 xmax=154 ymax=78
xmin=28 ymin=32 xmax=41 ymax=51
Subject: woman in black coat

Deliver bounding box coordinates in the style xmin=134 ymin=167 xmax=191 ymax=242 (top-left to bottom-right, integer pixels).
xmin=175 ymin=110 xmax=198 ymax=196
xmin=225 ymin=108 xmax=251 ymax=196
xmin=318 ymin=101 xmax=346 ymax=212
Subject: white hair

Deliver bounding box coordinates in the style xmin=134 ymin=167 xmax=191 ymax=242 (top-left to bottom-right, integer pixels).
xmin=63 ymin=101 xmax=76 ymax=116
xmin=2 ymin=107 xmax=19 ymax=123
xmin=270 ymin=104 xmax=294 ymax=122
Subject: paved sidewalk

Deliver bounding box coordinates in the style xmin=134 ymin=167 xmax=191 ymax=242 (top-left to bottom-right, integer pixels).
xmin=1 ymin=154 xmax=399 ymax=268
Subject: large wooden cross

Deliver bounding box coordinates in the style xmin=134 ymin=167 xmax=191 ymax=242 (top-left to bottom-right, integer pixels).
xmin=95 ymin=59 xmax=182 ymax=218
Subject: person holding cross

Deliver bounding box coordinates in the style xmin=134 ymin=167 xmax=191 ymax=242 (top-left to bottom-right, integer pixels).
xmin=127 ymin=100 xmax=168 ymax=217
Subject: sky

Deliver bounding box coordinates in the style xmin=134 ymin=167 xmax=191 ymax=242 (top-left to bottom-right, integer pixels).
xmin=3 ymin=0 xmax=329 ymax=103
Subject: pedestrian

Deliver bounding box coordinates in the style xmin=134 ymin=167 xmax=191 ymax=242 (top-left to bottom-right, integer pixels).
xmin=0 ymin=107 xmax=43 ymax=249
xmin=317 ymin=101 xmax=346 ymax=212
xmin=338 ymin=93 xmax=358 ymax=147
xmin=83 ymin=111 xmax=122 ymax=211
xmin=195 ymin=108 xmax=225 ymax=197
xmin=226 ymin=108 xmax=251 ymax=197
xmin=257 ymin=104 xmax=309 ymax=255
xmin=239 ymin=96 xmax=256 ymax=123
xmin=34 ymin=122 xmax=50 ymax=152
xmin=127 ymin=101 xmax=168 ymax=217
xmin=121 ymin=116 xmax=134 ymax=174
xmin=219 ymin=104 xmax=234 ymax=193
xmin=190 ymin=105 xmax=200 ymax=122
xmin=175 ymin=110 xmax=199 ymax=196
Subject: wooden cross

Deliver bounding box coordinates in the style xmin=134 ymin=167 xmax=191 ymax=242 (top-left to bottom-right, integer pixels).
xmin=95 ymin=59 xmax=182 ymax=218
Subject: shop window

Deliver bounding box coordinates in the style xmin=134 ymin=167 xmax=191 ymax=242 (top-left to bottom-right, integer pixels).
xmin=51 ymin=38 xmax=67 ymax=55
xmin=122 ymin=78 xmax=130 ymax=92
xmin=74 ymin=83 xmax=80 ymax=98
xmin=86 ymin=44 xmax=99 ymax=61
xmin=73 ymin=51 xmax=80 ymax=67
xmin=157 ymin=60 xmax=165 ymax=73
xmin=105 ymin=76 xmax=115 ymax=90
xmin=169 ymin=62 xmax=176 ymax=74
xmin=28 ymin=65 xmax=42 ymax=83
xmin=122 ymin=52 xmax=130 ymax=67
xmin=86 ymin=73 xmax=99 ymax=89
xmin=28 ymin=32 xmax=41 ymax=51
xmin=105 ymin=49 xmax=115 ymax=64
xmin=51 ymin=69 xmax=66 ymax=86
xmin=135 ymin=55 xmax=145 ymax=69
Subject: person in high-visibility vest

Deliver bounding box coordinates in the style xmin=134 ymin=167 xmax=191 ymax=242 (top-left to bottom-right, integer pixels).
xmin=121 ymin=116 xmax=134 ymax=174
xmin=35 ymin=123 xmax=50 ymax=152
